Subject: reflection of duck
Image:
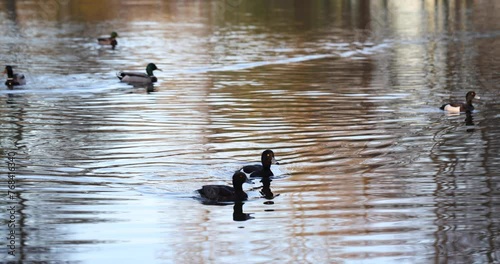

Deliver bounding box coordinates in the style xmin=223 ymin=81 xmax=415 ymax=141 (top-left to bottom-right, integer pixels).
xmin=3 ymin=66 xmax=26 ymax=86
xmin=126 ymin=83 xmax=156 ymax=93
xmin=197 ymin=171 xmax=252 ymax=202
xmin=260 ymin=177 xmax=276 ymax=199
xmin=98 ymin=32 xmax=118 ymax=49
xmin=242 ymin=149 xmax=279 ymax=178
xmin=465 ymin=111 xmax=474 ymax=132
xmin=440 ymin=91 xmax=480 ymax=113
xmin=233 ymin=202 xmax=253 ymax=221
xmin=117 ymin=63 xmax=161 ymax=84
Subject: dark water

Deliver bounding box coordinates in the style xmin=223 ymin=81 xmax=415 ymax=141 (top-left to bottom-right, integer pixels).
xmin=1 ymin=0 xmax=500 ymax=263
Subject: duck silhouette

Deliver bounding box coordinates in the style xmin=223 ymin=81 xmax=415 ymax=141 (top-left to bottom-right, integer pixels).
xmin=197 ymin=171 xmax=252 ymax=203
xmin=440 ymin=91 xmax=480 ymax=113
xmin=242 ymin=149 xmax=279 ymax=178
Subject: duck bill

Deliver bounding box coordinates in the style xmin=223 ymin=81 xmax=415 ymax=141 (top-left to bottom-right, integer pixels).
xmin=271 ymin=157 xmax=279 ymax=165
xmin=245 ymin=178 xmax=254 ymax=184
xmin=475 ymin=95 xmax=480 ymax=99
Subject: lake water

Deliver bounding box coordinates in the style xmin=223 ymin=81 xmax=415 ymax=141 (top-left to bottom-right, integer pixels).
xmin=1 ymin=0 xmax=500 ymax=263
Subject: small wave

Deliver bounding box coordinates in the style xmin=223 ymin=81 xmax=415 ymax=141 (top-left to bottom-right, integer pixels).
xmin=183 ymin=42 xmax=392 ymax=74
xmin=0 ymin=73 xmax=129 ymax=96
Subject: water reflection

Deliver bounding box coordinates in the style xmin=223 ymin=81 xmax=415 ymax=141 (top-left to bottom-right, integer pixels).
xmin=126 ymin=83 xmax=156 ymax=93
xmin=1 ymin=0 xmax=500 ymax=263
xmin=233 ymin=202 xmax=253 ymax=222
xmin=259 ymin=177 xmax=278 ymax=200
xmin=465 ymin=111 xmax=474 ymax=132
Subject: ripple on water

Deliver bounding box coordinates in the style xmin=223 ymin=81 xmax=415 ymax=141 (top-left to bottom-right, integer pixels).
xmin=2 ymin=1 xmax=500 ymax=263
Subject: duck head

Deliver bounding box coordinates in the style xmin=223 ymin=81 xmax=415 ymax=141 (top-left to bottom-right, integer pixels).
xmin=146 ymin=63 xmax=161 ymax=76
xmin=110 ymin=31 xmax=118 ymax=38
xmin=465 ymin=91 xmax=479 ymax=103
xmin=261 ymin=149 xmax=278 ymax=169
xmin=3 ymin=65 xmax=14 ymax=78
xmin=232 ymin=171 xmax=253 ymax=188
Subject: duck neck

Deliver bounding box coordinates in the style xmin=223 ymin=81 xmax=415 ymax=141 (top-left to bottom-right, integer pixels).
xmin=146 ymin=69 xmax=155 ymax=77
xmin=261 ymin=161 xmax=272 ymax=171
xmin=5 ymin=67 xmax=14 ymax=79
xmin=233 ymin=182 xmax=244 ymax=192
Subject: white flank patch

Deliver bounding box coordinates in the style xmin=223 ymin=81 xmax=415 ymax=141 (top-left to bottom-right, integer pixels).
xmin=444 ymin=104 xmax=461 ymax=113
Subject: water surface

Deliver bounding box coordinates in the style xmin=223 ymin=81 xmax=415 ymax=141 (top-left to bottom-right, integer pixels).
xmin=1 ymin=1 xmax=500 ymax=263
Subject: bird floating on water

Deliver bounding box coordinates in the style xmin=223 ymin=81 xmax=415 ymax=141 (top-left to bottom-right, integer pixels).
xmin=440 ymin=91 xmax=480 ymax=113
xmin=3 ymin=65 xmax=26 ymax=86
xmin=117 ymin=63 xmax=161 ymax=84
xmin=98 ymin=31 xmax=118 ymax=49
xmin=197 ymin=171 xmax=253 ymax=203
xmin=241 ymin=149 xmax=279 ymax=178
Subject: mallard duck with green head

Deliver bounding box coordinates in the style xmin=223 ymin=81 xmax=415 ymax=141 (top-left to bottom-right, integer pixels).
xmin=117 ymin=63 xmax=161 ymax=84
xmin=98 ymin=32 xmax=118 ymax=49
xmin=3 ymin=65 xmax=26 ymax=86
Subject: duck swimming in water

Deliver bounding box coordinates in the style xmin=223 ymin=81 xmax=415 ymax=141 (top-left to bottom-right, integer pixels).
xmin=98 ymin=32 xmax=118 ymax=49
xmin=440 ymin=91 xmax=480 ymax=113
xmin=3 ymin=65 xmax=26 ymax=86
xmin=117 ymin=63 xmax=161 ymax=84
xmin=197 ymin=171 xmax=253 ymax=202
xmin=241 ymin=149 xmax=279 ymax=178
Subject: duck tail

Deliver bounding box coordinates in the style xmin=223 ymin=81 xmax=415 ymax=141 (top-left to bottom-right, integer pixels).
xmin=439 ymin=104 xmax=448 ymax=110
xmin=116 ymin=72 xmax=123 ymax=80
